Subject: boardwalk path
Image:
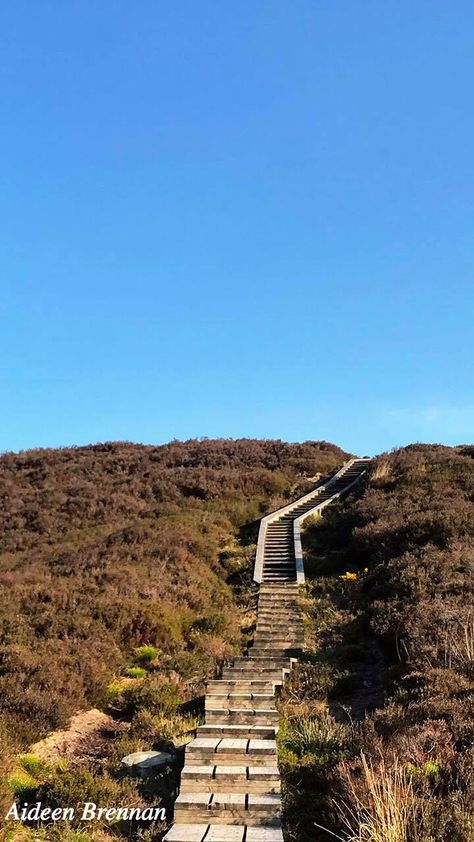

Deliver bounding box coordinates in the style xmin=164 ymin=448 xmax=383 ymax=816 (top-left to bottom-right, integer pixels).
xmin=164 ymin=458 xmax=370 ymax=842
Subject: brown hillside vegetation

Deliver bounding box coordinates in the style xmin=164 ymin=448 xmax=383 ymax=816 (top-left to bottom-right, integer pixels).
xmin=0 ymin=437 xmax=347 ymax=830
xmin=280 ymin=444 xmax=474 ymax=841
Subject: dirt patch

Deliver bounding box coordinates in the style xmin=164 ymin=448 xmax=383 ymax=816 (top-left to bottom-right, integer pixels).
xmin=30 ymin=708 xmax=129 ymax=765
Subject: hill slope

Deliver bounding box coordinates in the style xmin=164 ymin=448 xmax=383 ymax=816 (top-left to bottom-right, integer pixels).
xmin=280 ymin=444 xmax=474 ymax=841
xmin=0 ymin=438 xmax=347 ymax=751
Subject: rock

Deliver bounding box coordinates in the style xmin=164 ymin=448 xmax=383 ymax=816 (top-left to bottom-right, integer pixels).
xmin=122 ymin=750 xmax=173 ymax=777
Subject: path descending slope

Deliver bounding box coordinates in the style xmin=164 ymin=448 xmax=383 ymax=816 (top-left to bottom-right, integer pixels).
xmin=164 ymin=458 xmax=370 ymax=842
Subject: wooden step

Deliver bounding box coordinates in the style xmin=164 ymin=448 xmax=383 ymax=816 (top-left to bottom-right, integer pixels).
xmin=258 ymin=597 xmax=298 ymax=603
xmin=222 ymin=665 xmax=287 ymax=676
xmin=197 ymin=724 xmax=276 ymax=739
xmin=164 ymin=826 xmax=284 ymax=842
xmin=233 ymin=655 xmax=291 ymax=666
xmin=165 ymin=825 xmax=244 ymax=842
xmin=205 ymin=709 xmax=278 ymax=726
xmin=180 ymin=765 xmax=280 ymax=794
xmin=206 ymin=680 xmax=275 ymax=693
xmin=205 ymin=693 xmax=275 ymax=710
xmin=249 ymin=648 xmax=300 ymax=659
xmin=240 ymin=649 xmax=292 ymax=658
xmin=174 ymin=791 xmax=281 ymax=825
xmin=253 ymin=631 xmax=303 ymax=639
xmin=255 ymin=616 xmax=302 ymax=622
xmin=221 ymin=672 xmax=285 ymax=684
xmin=257 ymin=597 xmax=299 ymax=604
xmin=255 ymin=617 xmax=301 ymax=623
xmin=185 ymin=737 xmax=277 ymax=766
xmin=206 ymin=708 xmax=278 ymax=725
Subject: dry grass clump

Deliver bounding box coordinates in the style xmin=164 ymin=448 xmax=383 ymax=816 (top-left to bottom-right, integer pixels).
xmin=334 ymin=753 xmax=418 ymax=842
xmin=370 ymin=457 xmax=394 ymax=484
xmin=442 ymin=614 xmax=474 ymax=669
xmin=279 ymin=709 xmax=354 ymax=771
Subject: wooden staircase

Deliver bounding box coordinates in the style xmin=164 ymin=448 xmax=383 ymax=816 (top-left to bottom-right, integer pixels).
xmin=164 ymin=458 xmax=370 ymax=842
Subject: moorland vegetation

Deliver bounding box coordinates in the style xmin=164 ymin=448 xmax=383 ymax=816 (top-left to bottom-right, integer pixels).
xmin=280 ymin=444 xmax=474 ymax=841
xmin=2 ymin=439 xmax=472 ymax=842
xmin=0 ymin=437 xmax=347 ymax=839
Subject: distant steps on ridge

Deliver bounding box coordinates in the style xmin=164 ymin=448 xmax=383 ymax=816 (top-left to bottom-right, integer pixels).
xmin=260 ymin=458 xmax=370 ymax=583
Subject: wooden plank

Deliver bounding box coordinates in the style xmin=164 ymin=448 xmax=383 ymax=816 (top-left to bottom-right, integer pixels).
xmin=163 ymin=824 xmax=208 ymax=842
xmin=205 ymin=826 xmax=245 ymax=842
xmin=216 ymin=739 xmax=248 ymax=753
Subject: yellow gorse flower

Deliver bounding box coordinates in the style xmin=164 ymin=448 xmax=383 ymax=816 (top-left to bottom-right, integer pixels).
xmin=340 ymin=571 xmax=357 ymax=580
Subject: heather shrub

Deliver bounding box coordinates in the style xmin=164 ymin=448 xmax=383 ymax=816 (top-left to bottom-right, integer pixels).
xmin=122 ymin=676 xmax=183 ymax=717
xmin=35 ymin=767 xmax=143 ymax=824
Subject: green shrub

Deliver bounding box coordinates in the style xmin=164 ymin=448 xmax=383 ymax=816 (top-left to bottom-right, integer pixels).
xmin=8 ymin=768 xmax=37 ymax=799
xmin=105 ymin=681 xmax=123 ymax=702
xmin=406 ymin=759 xmax=441 ymax=782
xmin=36 ymin=767 xmax=142 ymax=820
xmin=124 ymin=665 xmax=147 ymax=679
xmin=18 ymin=753 xmax=50 ymax=778
xmin=134 ymin=645 xmax=160 ymax=665
xmin=278 ymin=713 xmax=353 ymax=772
xmin=123 ymin=677 xmax=183 ymax=717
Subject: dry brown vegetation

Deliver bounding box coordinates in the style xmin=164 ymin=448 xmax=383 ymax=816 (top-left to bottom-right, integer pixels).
xmin=0 ymin=437 xmax=347 ymax=837
xmin=280 ymin=444 xmax=474 ymax=842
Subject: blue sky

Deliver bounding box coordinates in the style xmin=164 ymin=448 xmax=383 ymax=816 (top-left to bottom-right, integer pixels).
xmin=1 ymin=2 xmax=473 ymax=457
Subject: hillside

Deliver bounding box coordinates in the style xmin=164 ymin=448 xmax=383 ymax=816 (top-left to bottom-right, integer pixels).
xmin=0 ymin=437 xmax=348 ymax=825
xmin=3 ymin=440 xmax=472 ymax=842
xmin=280 ymin=444 xmax=474 ymax=841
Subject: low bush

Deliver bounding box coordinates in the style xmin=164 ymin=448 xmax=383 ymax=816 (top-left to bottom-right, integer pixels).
xmin=18 ymin=753 xmax=50 ymax=777
xmin=8 ymin=768 xmax=37 ymax=800
xmin=35 ymin=767 xmax=144 ymax=825
xmin=105 ymin=682 xmax=123 ymax=703
xmin=133 ymin=646 xmax=160 ymax=666
xmin=279 ymin=712 xmax=354 ymax=772
xmin=122 ymin=677 xmax=184 ymax=718
xmin=123 ymin=666 xmax=147 ymax=679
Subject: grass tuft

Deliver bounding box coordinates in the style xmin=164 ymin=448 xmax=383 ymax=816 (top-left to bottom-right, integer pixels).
xmin=123 ymin=665 xmax=147 ymax=679
xmin=18 ymin=753 xmax=50 ymax=777
xmin=134 ymin=645 xmax=160 ymax=665
xmin=8 ymin=768 xmax=37 ymax=799
xmin=335 ymin=753 xmax=419 ymax=842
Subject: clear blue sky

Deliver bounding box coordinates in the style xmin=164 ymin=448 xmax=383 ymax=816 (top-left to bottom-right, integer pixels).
xmin=1 ymin=2 xmax=473 ymax=457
